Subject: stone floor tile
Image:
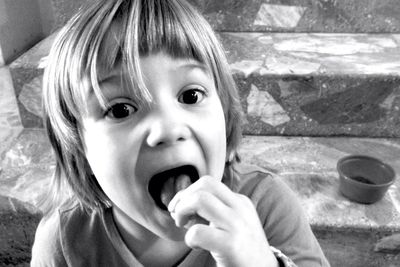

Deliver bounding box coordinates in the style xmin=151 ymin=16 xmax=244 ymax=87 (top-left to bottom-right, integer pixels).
xmin=0 ymin=165 xmax=54 ymax=211
xmin=18 ymin=76 xmax=43 ymax=119
xmin=10 ymin=69 xmax=44 ymax=129
xmin=0 ymin=127 xmax=23 ymax=161
xmin=1 ymin=129 xmax=53 ymax=169
xmin=239 ymin=136 xmax=400 ymax=230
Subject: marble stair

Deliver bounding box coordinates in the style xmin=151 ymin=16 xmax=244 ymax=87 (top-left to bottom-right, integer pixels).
xmin=1 ymin=0 xmax=400 ymax=266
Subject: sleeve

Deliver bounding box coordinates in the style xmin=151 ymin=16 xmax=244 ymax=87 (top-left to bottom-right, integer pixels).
xmin=239 ymin=172 xmax=330 ymax=267
xmin=270 ymin=246 xmax=297 ymax=267
xmin=30 ymin=212 xmax=68 ymax=267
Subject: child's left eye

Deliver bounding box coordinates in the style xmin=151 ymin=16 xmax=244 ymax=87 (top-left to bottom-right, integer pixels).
xmin=178 ymin=89 xmax=206 ymax=105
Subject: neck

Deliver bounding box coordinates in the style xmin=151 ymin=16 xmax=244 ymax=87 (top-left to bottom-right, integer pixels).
xmin=111 ymin=206 xmax=191 ymax=267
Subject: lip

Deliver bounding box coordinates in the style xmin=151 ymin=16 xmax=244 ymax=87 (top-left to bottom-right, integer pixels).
xmin=137 ymin=145 xmax=206 ymax=208
xmin=148 ymin=164 xmax=200 ymax=210
xmin=148 ymin=160 xmax=201 ymax=180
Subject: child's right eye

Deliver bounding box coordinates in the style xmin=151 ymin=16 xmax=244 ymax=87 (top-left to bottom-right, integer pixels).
xmin=105 ymin=103 xmax=137 ymax=120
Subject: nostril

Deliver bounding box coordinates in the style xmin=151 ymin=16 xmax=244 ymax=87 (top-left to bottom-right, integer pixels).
xmin=146 ymin=122 xmax=191 ymax=147
xmin=149 ymin=136 xmax=186 ymax=147
xmin=155 ymin=141 xmax=165 ymax=147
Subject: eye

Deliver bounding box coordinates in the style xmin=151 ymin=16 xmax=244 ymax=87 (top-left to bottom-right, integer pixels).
xmin=178 ymin=88 xmax=206 ymax=105
xmin=105 ymin=103 xmax=137 ymax=120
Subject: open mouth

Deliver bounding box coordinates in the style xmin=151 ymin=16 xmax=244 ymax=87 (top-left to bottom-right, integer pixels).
xmin=148 ymin=165 xmax=199 ymax=211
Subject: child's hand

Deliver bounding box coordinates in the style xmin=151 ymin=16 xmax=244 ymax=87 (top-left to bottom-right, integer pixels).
xmin=168 ymin=176 xmax=279 ymax=267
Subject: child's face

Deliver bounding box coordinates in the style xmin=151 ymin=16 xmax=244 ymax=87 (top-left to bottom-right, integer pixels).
xmin=80 ymin=52 xmax=227 ymax=240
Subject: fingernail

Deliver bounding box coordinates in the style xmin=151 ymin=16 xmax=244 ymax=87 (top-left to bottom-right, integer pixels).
xmin=168 ymin=193 xmax=180 ymax=212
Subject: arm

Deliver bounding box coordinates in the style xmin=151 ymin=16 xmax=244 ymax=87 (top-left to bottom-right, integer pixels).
xmin=240 ymin=171 xmax=330 ymax=267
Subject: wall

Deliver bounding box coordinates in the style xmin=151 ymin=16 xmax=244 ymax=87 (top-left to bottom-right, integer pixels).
xmin=0 ymin=0 xmax=46 ymax=65
xmin=38 ymin=0 xmax=55 ymax=37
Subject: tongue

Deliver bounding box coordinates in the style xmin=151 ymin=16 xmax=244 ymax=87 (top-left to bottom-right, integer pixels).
xmin=160 ymin=174 xmax=191 ymax=208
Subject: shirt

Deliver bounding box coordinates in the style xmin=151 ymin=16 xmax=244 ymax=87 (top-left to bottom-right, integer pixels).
xmin=31 ymin=164 xmax=330 ymax=267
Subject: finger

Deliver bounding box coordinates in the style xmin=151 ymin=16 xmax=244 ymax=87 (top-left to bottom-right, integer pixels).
xmin=185 ymin=224 xmax=229 ymax=253
xmin=168 ymin=176 xmax=240 ymax=213
xmin=181 ymin=215 xmax=208 ymax=229
xmin=170 ymin=190 xmax=240 ymax=229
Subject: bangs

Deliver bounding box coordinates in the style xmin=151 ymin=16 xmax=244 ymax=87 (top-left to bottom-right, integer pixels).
xmin=82 ymin=0 xmax=218 ymax=113
xmin=137 ymin=0 xmax=207 ymax=59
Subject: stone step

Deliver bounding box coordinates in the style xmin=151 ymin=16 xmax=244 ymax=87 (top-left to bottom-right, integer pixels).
xmin=240 ymin=136 xmax=400 ymax=231
xmin=188 ymin=0 xmax=400 ymax=33
xmin=224 ymin=32 xmax=400 ymax=137
xmin=0 ymin=129 xmax=399 ymax=265
xmin=9 ymin=32 xmax=400 ymax=137
xmin=49 ymin=0 xmax=400 ymax=34
xmin=238 ymin=136 xmax=400 ymax=266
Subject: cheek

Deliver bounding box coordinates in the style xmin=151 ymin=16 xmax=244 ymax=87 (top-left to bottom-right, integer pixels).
xmin=81 ymin=125 xmax=136 ymax=186
xmin=203 ymin=101 xmax=227 ymax=178
xmin=82 ymin=132 xmax=141 ymax=205
xmin=217 ymin=111 xmax=227 ymax=164
xmin=214 ymin=110 xmax=227 ymax=155
xmin=83 ymin=131 xmax=112 ymax=170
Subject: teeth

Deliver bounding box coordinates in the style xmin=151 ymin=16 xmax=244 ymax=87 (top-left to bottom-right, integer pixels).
xmin=160 ymin=174 xmax=192 ymax=208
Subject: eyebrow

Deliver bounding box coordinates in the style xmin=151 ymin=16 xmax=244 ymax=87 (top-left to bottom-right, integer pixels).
xmin=84 ymin=74 xmax=121 ymax=105
xmin=176 ymin=61 xmax=210 ymax=73
xmin=98 ymin=68 xmax=121 ymax=85
xmin=178 ymin=59 xmax=209 ymax=72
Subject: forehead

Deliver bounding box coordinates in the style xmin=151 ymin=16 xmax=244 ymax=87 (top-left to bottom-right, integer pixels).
xmin=98 ymin=53 xmax=212 ymax=85
xmin=141 ymin=53 xmax=209 ymax=70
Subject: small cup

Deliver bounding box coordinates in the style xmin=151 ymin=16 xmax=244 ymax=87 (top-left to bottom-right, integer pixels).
xmin=337 ymin=155 xmax=396 ymax=204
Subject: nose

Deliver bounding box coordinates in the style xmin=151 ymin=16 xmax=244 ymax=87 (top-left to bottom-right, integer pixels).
xmin=145 ymin=107 xmax=191 ymax=147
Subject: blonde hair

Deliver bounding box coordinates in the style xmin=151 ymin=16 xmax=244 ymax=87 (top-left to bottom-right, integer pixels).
xmin=42 ymin=0 xmax=243 ymax=214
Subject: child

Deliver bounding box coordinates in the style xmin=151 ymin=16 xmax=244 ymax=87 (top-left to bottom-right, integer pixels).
xmin=31 ymin=0 xmax=330 ymax=266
